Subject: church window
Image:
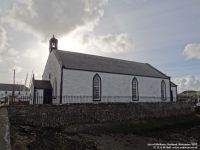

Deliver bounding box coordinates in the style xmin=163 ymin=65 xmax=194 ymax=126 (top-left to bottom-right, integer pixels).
xmin=161 ymin=80 xmax=166 ymax=100
xmin=132 ymin=77 xmax=139 ymax=101
xmin=49 ymin=73 xmax=51 ymax=80
xmin=53 ymin=78 xmax=57 ymax=97
xmin=93 ymin=74 xmax=101 ymax=101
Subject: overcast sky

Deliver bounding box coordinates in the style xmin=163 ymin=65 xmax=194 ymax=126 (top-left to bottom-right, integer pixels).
xmin=0 ymin=0 xmax=200 ymax=92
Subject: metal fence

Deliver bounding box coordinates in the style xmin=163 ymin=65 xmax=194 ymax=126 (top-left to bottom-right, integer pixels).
xmin=0 ymin=95 xmax=30 ymax=106
xmin=0 ymin=95 xmax=177 ymax=106
xmin=60 ymin=96 xmax=173 ymax=104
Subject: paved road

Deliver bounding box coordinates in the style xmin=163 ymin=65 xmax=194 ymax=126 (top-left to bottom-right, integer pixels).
xmin=0 ymin=107 xmax=11 ymax=150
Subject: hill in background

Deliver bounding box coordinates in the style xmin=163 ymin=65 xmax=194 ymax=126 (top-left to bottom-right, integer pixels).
xmin=178 ymin=90 xmax=200 ymax=102
xmin=178 ymin=90 xmax=200 ymax=97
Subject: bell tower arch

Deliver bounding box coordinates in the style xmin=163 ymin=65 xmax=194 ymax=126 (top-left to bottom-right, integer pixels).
xmin=49 ymin=35 xmax=58 ymax=53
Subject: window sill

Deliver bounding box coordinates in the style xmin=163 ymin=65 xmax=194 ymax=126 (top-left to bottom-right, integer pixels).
xmin=161 ymin=98 xmax=167 ymax=101
xmin=132 ymin=99 xmax=139 ymax=101
xmin=93 ymin=99 xmax=101 ymax=101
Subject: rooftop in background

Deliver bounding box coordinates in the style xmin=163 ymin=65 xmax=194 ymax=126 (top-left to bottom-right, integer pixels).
xmin=0 ymin=83 xmax=29 ymax=91
xmin=54 ymin=50 xmax=169 ymax=79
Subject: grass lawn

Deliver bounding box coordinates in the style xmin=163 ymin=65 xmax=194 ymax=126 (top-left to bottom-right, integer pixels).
xmin=10 ymin=113 xmax=200 ymax=150
xmin=79 ymin=113 xmax=200 ymax=135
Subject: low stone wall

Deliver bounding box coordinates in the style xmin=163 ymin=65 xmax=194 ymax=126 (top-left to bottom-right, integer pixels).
xmin=7 ymin=102 xmax=194 ymax=127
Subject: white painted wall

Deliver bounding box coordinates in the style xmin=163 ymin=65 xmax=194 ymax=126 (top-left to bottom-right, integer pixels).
xmin=30 ymin=82 xmax=34 ymax=97
xmin=62 ymin=69 xmax=171 ymax=103
xmin=42 ymin=51 xmax=61 ymax=104
xmin=171 ymin=86 xmax=177 ymax=102
xmin=35 ymin=89 xmax=44 ymax=104
xmin=30 ymin=89 xmax=44 ymax=104
xmin=0 ymin=90 xmax=30 ymax=105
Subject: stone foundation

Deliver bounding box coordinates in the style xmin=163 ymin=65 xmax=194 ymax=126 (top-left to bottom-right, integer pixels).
xmin=7 ymin=102 xmax=194 ymax=127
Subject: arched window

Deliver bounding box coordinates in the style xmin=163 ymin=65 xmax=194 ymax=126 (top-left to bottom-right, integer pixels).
xmin=49 ymin=73 xmax=51 ymax=80
xmin=93 ymin=74 xmax=101 ymax=101
xmin=161 ymin=80 xmax=166 ymax=100
xmin=53 ymin=78 xmax=57 ymax=97
xmin=132 ymin=77 xmax=139 ymax=101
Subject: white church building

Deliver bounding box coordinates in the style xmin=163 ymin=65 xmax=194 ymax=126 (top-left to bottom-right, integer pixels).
xmin=31 ymin=36 xmax=177 ymax=104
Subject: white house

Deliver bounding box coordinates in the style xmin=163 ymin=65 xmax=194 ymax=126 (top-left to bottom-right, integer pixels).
xmin=0 ymin=83 xmax=29 ymax=98
xmin=0 ymin=83 xmax=30 ymax=104
xmin=31 ymin=36 xmax=177 ymax=104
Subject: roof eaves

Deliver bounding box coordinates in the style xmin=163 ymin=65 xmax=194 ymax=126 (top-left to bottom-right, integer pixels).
xmin=170 ymin=82 xmax=178 ymax=87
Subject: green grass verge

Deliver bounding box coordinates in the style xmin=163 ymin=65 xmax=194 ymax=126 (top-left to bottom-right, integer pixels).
xmin=83 ymin=114 xmax=200 ymax=135
xmin=10 ymin=125 xmax=17 ymax=146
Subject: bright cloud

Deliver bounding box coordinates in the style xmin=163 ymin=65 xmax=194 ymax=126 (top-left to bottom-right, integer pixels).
xmin=5 ymin=0 xmax=108 ymax=40
xmin=4 ymin=0 xmax=133 ymax=54
xmin=22 ymin=49 xmax=39 ymax=58
xmin=0 ymin=26 xmax=7 ymax=52
xmin=183 ymin=43 xmax=200 ymax=59
xmin=7 ymin=48 xmax=19 ymax=56
xmin=172 ymin=75 xmax=200 ymax=93
xmin=59 ymin=31 xmax=133 ymax=54
xmin=81 ymin=33 xmax=133 ymax=53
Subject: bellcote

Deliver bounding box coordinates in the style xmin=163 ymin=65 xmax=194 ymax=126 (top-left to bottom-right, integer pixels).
xmin=49 ymin=35 xmax=58 ymax=53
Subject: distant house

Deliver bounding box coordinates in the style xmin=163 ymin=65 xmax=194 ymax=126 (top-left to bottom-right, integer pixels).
xmin=0 ymin=83 xmax=29 ymax=99
xmin=31 ymin=36 xmax=177 ymax=104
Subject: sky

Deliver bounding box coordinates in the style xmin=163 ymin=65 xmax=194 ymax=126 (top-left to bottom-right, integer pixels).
xmin=0 ymin=0 xmax=200 ymax=93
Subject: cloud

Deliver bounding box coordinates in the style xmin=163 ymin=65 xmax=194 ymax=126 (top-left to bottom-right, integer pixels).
xmin=172 ymin=75 xmax=200 ymax=93
xmin=3 ymin=0 xmax=133 ymax=54
xmin=22 ymin=49 xmax=39 ymax=58
xmin=0 ymin=26 xmax=7 ymax=52
xmin=0 ymin=0 xmax=133 ymax=83
xmin=10 ymin=66 xmax=23 ymax=73
xmin=59 ymin=29 xmax=133 ymax=54
xmin=81 ymin=33 xmax=133 ymax=53
xmin=5 ymin=0 xmax=108 ymax=40
xmin=183 ymin=43 xmax=200 ymax=59
xmin=7 ymin=48 xmax=19 ymax=56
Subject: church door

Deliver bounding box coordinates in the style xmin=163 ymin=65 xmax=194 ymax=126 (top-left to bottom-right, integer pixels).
xmin=43 ymin=89 xmax=52 ymax=104
xmin=170 ymin=90 xmax=173 ymax=102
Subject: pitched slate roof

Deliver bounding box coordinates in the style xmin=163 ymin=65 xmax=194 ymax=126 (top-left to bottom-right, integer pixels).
xmin=170 ymin=82 xmax=177 ymax=87
xmin=33 ymin=80 xmax=52 ymax=89
xmin=0 ymin=83 xmax=29 ymax=91
xmin=54 ymin=50 xmax=169 ymax=79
